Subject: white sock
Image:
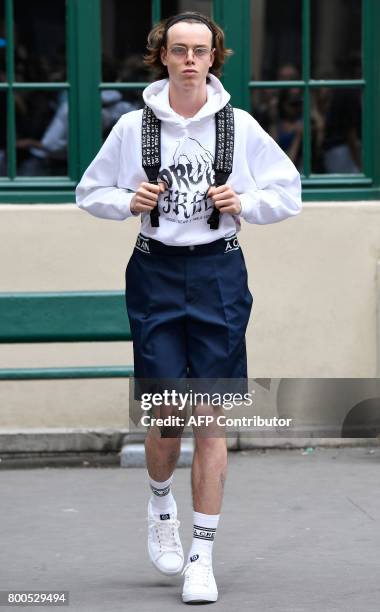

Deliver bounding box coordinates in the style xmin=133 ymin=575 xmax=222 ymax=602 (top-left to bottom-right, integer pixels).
xmin=188 ymin=511 xmax=220 ymax=563
xmin=148 ymin=474 xmax=176 ymax=518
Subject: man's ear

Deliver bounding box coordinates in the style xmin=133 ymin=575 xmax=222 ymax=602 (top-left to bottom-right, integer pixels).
xmin=160 ymin=46 xmax=167 ymax=66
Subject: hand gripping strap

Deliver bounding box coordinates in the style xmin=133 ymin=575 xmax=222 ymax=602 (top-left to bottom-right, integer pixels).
xmin=207 ymin=103 xmax=235 ymax=230
xmin=142 ymin=106 xmax=161 ymax=227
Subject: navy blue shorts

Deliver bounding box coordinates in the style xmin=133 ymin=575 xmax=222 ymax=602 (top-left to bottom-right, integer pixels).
xmin=125 ymin=233 xmax=253 ymax=386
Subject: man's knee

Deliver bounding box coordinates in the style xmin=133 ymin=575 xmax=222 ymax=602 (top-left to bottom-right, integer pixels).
xmin=194 ymin=436 xmax=227 ymax=454
xmin=147 ymin=403 xmax=187 ymax=438
xmin=192 ymin=403 xmax=225 ymax=438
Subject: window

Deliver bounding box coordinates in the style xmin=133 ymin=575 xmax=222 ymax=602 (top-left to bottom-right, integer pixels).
xmin=0 ymin=0 xmax=379 ymax=202
xmin=219 ymin=0 xmax=380 ymax=200
xmin=0 ymin=0 xmax=75 ymax=200
xmin=250 ymin=0 xmax=363 ymax=177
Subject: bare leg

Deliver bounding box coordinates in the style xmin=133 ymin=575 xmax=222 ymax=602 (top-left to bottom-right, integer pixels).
xmin=191 ymin=405 xmax=227 ymax=514
xmin=145 ymin=409 xmax=185 ymax=577
xmin=145 ymin=405 xmax=184 ymax=480
xmin=145 ymin=428 xmax=182 ymax=481
xmin=182 ymin=407 xmax=225 ymax=602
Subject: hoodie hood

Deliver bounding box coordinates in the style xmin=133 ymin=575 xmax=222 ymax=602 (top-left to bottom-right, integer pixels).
xmin=142 ymin=73 xmax=230 ymax=125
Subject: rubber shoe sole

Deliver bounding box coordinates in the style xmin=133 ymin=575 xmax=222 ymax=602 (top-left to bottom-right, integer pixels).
xmin=182 ymin=591 xmax=218 ymax=604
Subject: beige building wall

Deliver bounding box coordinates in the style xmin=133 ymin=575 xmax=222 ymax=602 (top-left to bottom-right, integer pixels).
xmin=0 ymin=202 xmax=379 ymax=429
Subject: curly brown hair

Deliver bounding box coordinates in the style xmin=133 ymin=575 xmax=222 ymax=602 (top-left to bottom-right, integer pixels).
xmin=144 ymin=12 xmax=233 ymax=80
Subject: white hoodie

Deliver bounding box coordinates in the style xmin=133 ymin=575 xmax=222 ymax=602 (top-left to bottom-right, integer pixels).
xmin=76 ymin=75 xmax=302 ymax=246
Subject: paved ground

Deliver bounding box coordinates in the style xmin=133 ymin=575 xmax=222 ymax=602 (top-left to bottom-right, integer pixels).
xmin=1 ymin=446 xmax=380 ymax=612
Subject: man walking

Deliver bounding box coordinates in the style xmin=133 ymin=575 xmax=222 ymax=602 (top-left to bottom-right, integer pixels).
xmin=76 ymin=12 xmax=302 ymax=604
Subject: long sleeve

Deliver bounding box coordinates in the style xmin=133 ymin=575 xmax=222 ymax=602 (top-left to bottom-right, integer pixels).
xmin=75 ymin=119 xmax=135 ymax=221
xmin=238 ymin=115 xmax=302 ymax=225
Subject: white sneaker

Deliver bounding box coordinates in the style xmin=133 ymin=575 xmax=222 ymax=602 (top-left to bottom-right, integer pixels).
xmin=181 ymin=554 xmax=218 ymax=603
xmin=147 ymin=498 xmax=184 ymax=575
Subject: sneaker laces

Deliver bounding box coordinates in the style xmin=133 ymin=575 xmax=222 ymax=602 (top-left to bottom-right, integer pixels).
xmin=181 ymin=557 xmax=213 ymax=587
xmin=148 ymin=517 xmax=182 ymax=556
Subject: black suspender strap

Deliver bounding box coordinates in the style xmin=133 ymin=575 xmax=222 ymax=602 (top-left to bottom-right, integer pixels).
xmin=142 ymin=102 xmax=234 ymax=230
xmin=207 ymin=102 xmax=235 ymax=230
xmin=142 ymin=106 xmax=161 ymax=227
